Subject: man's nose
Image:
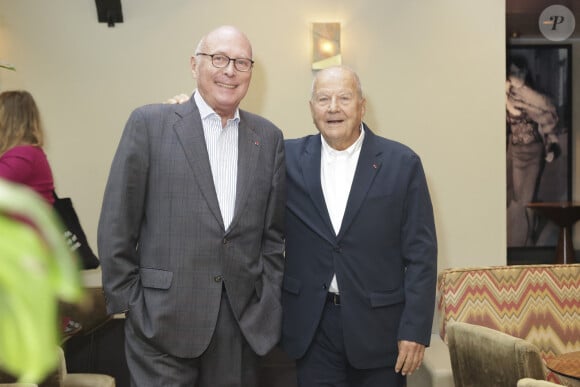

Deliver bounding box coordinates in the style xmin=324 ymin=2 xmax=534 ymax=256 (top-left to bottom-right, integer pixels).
xmin=327 ymin=97 xmax=339 ymax=111
xmin=223 ymin=59 xmax=236 ymax=75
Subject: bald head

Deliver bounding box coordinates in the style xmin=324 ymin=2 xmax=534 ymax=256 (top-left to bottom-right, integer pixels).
xmin=195 ymin=25 xmax=253 ymax=59
xmin=311 ymin=66 xmax=363 ymax=101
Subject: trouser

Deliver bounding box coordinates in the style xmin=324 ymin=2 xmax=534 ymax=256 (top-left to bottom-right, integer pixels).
xmin=124 ymin=291 xmax=258 ymax=387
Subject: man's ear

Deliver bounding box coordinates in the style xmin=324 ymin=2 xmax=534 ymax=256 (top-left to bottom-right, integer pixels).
xmin=361 ymin=97 xmax=367 ymax=117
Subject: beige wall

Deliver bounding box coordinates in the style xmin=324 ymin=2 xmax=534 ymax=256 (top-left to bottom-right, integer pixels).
xmin=0 ymin=0 xmax=508 ymax=269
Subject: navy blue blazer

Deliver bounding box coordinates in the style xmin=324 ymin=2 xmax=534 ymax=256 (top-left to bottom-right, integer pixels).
xmin=280 ymin=125 xmax=437 ymax=369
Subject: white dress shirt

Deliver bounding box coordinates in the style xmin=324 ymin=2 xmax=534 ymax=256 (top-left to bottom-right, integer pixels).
xmin=320 ymin=125 xmax=365 ymax=293
xmin=194 ymin=91 xmax=238 ymax=229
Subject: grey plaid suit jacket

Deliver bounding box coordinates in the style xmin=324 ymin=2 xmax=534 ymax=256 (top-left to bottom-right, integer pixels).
xmin=98 ymin=97 xmax=286 ymax=358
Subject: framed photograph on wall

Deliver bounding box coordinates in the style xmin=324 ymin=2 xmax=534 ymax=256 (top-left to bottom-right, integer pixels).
xmin=506 ymin=44 xmax=572 ymax=261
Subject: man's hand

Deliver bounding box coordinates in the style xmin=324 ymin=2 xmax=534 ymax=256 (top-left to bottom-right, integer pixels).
xmin=165 ymin=93 xmax=190 ymax=104
xmin=395 ymin=340 xmax=426 ymax=376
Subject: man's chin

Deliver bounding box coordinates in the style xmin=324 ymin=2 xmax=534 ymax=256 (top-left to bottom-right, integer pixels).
xmin=322 ymin=123 xmax=345 ymax=132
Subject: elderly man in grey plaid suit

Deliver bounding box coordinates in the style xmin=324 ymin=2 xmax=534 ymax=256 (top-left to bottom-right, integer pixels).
xmin=98 ymin=25 xmax=285 ymax=387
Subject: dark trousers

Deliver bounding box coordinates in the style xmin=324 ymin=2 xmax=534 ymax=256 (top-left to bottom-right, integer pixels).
xmin=125 ymin=291 xmax=258 ymax=387
xmin=296 ymin=300 xmax=405 ymax=387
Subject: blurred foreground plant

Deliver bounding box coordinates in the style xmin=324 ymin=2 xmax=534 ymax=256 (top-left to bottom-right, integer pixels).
xmin=0 ymin=62 xmax=15 ymax=71
xmin=0 ymin=180 xmax=82 ymax=382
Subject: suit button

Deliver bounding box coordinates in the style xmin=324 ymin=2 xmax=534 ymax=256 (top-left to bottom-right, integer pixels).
xmin=223 ymin=238 xmax=228 ymax=244
xmin=334 ymin=246 xmax=342 ymax=252
xmin=214 ymin=275 xmax=223 ymax=282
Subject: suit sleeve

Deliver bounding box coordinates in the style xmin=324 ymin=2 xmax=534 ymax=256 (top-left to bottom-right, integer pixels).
xmin=260 ymin=131 xmax=286 ymax=303
xmin=398 ymin=155 xmax=437 ymax=346
xmin=98 ymin=109 xmax=150 ymax=314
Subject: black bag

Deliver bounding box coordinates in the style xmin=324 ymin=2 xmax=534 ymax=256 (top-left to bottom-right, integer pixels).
xmin=52 ymin=191 xmax=100 ymax=269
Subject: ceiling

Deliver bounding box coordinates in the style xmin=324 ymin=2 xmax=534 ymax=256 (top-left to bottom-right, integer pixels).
xmin=507 ymin=0 xmax=580 ymax=40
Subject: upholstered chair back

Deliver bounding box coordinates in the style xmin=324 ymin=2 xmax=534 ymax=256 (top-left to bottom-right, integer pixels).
xmin=447 ymin=322 xmax=546 ymax=387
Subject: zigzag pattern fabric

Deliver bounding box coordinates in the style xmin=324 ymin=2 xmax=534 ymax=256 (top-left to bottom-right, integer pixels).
xmin=437 ymin=264 xmax=580 ymax=358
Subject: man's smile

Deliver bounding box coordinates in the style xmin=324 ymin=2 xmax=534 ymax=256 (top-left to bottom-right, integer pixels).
xmin=216 ymin=82 xmax=236 ymax=89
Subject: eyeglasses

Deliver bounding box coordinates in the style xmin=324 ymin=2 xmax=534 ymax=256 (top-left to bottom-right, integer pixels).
xmin=196 ymin=53 xmax=254 ymax=72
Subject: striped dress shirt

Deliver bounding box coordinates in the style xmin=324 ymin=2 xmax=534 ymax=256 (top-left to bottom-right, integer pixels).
xmin=194 ymin=91 xmax=238 ymax=229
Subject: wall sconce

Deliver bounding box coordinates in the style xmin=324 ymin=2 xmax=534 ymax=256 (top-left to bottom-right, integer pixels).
xmin=312 ymin=22 xmax=341 ymax=70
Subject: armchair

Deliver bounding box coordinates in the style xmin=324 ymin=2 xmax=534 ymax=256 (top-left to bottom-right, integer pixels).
xmin=56 ymin=347 xmax=114 ymax=387
xmin=409 ymin=263 xmax=580 ymax=387
xmin=60 ymin=270 xmax=113 ymax=338
xmin=0 ymin=347 xmax=114 ymax=387
xmin=518 ymin=378 xmax=565 ymax=387
xmin=447 ymin=321 xmax=546 ymax=387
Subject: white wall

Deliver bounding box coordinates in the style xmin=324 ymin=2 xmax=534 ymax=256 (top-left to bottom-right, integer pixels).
xmin=0 ymin=0 xmax=508 ymax=269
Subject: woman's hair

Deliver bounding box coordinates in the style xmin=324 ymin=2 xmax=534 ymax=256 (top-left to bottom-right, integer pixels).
xmin=0 ymin=90 xmax=44 ymax=155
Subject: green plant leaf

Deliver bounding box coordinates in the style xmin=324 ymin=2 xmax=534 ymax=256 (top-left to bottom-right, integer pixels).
xmin=0 ymin=180 xmax=83 ymax=382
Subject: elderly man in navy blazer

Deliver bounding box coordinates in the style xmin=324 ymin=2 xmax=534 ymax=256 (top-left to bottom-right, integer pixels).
xmin=281 ymin=66 xmax=437 ymax=387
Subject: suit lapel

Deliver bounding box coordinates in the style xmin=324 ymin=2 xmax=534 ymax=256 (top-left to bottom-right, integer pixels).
xmin=173 ymin=100 xmax=224 ymax=229
xmin=229 ymin=114 xmax=260 ymax=232
xmin=337 ymin=126 xmax=382 ymax=240
xmin=301 ymin=135 xmax=336 ymax=242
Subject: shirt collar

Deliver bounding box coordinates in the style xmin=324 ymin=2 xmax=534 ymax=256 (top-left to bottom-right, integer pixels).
xmin=321 ymin=123 xmax=365 ymax=158
xmin=193 ymin=90 xmax=240 ymax=123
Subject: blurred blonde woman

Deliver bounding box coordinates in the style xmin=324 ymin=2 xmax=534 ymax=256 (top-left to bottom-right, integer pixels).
xmin=0 ymin=90 xmax=54 ymax=204
xmin=0 ymin=90 xmax=81 ymax=335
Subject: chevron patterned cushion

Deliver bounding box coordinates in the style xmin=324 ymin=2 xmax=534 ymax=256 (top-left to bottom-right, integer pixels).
xmin=437 ymin=264 xmax=580 ymax=359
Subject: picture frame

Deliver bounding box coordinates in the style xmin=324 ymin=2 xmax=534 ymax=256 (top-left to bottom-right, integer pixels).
xmin=506 ymin=44 xmax=572 ymax=263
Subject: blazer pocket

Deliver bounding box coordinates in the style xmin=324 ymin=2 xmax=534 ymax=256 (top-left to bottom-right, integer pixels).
xmin=282 ymin=275 xmax=301 ymax=295
xmin=139 ymin=268 xmax=173 ymax=290
xmin=369 ymin=288 xmax=405 ymax=308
